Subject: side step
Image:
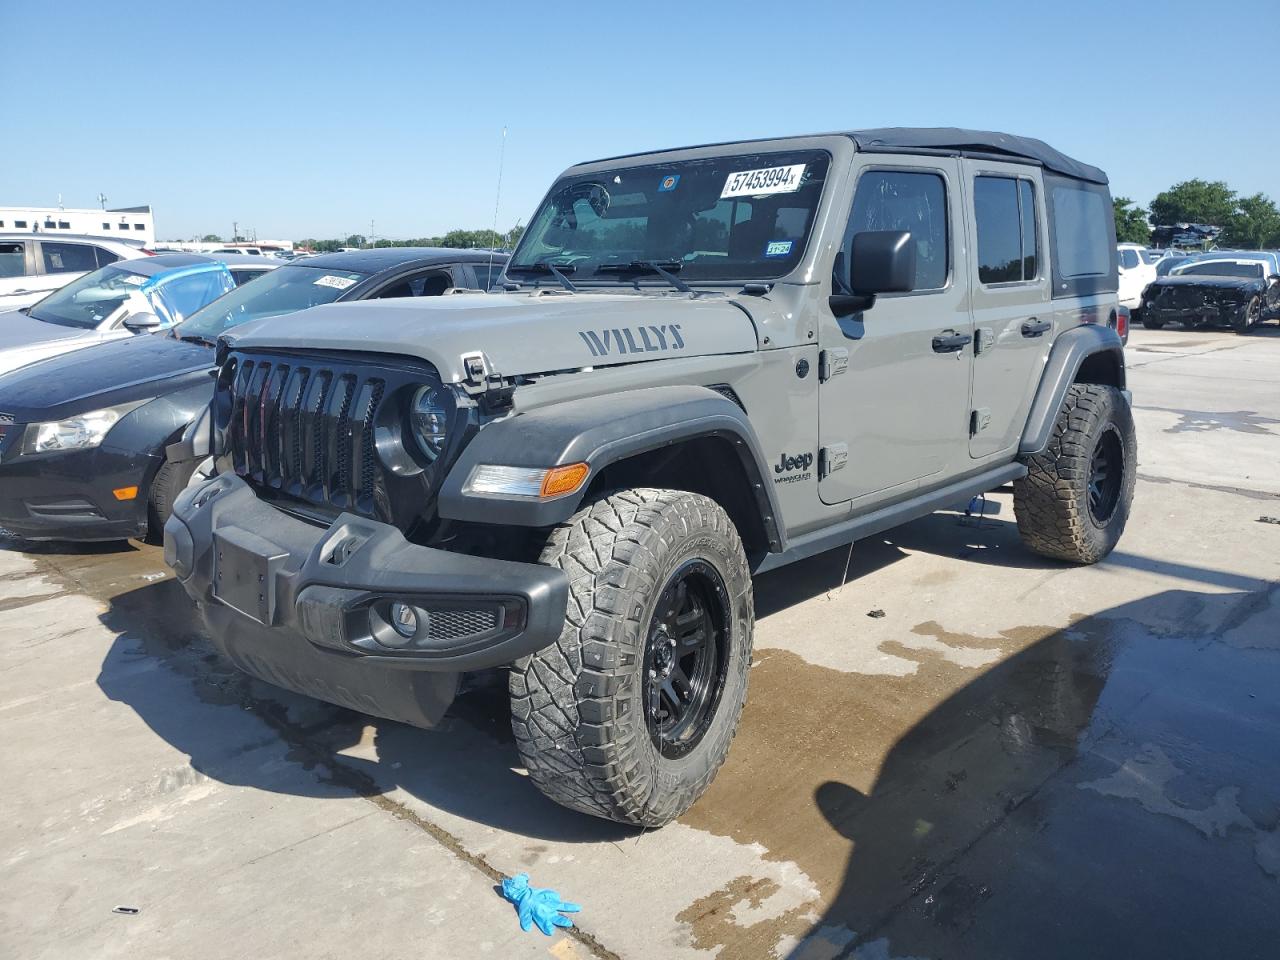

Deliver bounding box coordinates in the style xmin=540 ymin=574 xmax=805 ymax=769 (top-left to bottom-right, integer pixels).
xmin=753 ymin=462 xmax=1027 ymax=574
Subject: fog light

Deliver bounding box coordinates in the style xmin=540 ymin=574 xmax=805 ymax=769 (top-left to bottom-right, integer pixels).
xmin=390 ymin=602 xmax=418 ymax=638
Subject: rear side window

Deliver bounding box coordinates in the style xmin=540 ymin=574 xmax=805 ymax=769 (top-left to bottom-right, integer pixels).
xmin=1045 ymin=174 xmax=1117 ymax=298
xmin=95 ymin=246 xmax=120 ymax=267
xmin=1119 ymin=248 xmax=1140 ymax=269
xmin=843 ymin=170 xmax=949 ymax=291
xmin=41 ymin=242 xmax=99 ymax=274
xmin=0 ymin=242 xmax=25 ymax=279
xmin=974 ymin=177 xmax=1039 ymax=284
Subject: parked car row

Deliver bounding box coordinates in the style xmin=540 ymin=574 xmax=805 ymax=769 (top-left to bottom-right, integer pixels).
xmin=0 ymin=249 xmax=506 ymax=541
xmin=1116 ymin=243 xmax=1280 ymax=333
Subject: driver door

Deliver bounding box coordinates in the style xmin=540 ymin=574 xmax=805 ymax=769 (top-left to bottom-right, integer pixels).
xmin=818 ymin=158 xmax=973 ymax=505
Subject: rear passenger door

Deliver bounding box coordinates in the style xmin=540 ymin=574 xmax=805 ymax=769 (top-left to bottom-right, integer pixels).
xmin=964 ymin=162 xmax=1053 ymax=459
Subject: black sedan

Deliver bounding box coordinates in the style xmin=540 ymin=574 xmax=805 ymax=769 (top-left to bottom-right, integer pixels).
xmin=1140 ymin=257 xmax=1280 ymax=333
xmin=0 ymin=248 xmax=507 ymax=541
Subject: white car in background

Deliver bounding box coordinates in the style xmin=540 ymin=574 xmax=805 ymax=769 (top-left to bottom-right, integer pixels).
xmin=1117 ymin=242 xmax=1157 ymax=313
xmin=0 ymin=234 xmax=151 ymax=311
xmin=0 ymin=253 xmax=275 ymax=377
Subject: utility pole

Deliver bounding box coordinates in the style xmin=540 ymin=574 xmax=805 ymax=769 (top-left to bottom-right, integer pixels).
xmin=369 ymin=220 xmax=375 ymax=248
xmin=232 ymin=221 xmax=239 ymax=243
xmin=97 ymin=192 xmax=108 ymax=210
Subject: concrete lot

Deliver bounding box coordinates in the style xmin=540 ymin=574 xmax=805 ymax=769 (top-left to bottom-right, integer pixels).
xmin=2 ymin=325 xmax=1277 ymax=960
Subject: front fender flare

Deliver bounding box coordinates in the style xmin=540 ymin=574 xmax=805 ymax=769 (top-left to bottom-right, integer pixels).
xmin=438 ymin=385 xmax=784 ymax=551
xmin=1020 ymin=323 xmax=1125 ymax=456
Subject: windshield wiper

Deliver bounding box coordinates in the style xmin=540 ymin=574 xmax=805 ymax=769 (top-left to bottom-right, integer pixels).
xmin=178 ymin=332 xmax=217 ymax=346
xmin=595 ymin=260 xmax=691 ymax=293
xmin=505 ymin=261 xmax=578 ymax=292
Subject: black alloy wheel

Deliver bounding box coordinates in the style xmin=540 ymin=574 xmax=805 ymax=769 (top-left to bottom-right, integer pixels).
xmin=643 ymin=559 xmax=731 ymax=759
xmin=1087 ymin=424 xmax=1124 ymax=526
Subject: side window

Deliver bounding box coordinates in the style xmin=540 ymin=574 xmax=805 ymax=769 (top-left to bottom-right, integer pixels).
xmin=94 ymin=246 xmax=120 ymax=268
xmin=1119 ymin=248 xmax=1140 ymax=269
xmin=41 ymin=242 xmax=99 ymax=274
xmin=471 ymin=261 xmax=506 ymax=289
xmin=148 ymin=270 xmax=235 ymax=325
xmin=1049 ymin=180 xmax=1112 ymax=280
xmin=230 ymin=268 xmax=266 ymax=286
xmin=842 ymin=170 xmax=948 ymax=291
xmin=974 ymin=176 xmax=1039 ymax=284
xmin=0 ymin=243 xmax=26 ymax=279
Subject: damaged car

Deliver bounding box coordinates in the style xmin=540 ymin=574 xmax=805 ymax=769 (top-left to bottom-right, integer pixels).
xmin=1139 ymin=256 xmax=1280 ymax=332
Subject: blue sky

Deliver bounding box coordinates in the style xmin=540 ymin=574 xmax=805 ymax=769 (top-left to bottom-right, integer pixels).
xmin=2 ymin=0 xmax=1269 ymax=241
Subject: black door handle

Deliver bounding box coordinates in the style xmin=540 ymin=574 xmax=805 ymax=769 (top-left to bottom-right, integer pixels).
xmin=932 ymin=331 xmax=969 ymax=353
xmin=1021 ymin=318 xmax=1052 ymax=337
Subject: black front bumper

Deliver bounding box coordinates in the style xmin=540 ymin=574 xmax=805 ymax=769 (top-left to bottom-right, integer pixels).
xmin=1144 ymin=299 xmax=1248 ymax=327
xmin=164 ymin=474 xmax=569 ymax=728
xmin=0 ymin=441 xmax=157 ymax=541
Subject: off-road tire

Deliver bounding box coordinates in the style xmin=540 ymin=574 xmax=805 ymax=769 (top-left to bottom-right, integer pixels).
xmin=1233 ymin=296 xmax=1261 ymax=334
xmin=1014 ymin=384 xmax=1136 ymax=564
xmin=145 ymin=458 xmax=199 ymax=543
xmin=510 ymin=489 xmax=753 ymax=827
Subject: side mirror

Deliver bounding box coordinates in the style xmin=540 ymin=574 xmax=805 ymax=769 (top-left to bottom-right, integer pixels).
xmin=123 ymin=311 xmax=163 ymax=332
xmin=830 ymin=230 xmax=916 ymax=315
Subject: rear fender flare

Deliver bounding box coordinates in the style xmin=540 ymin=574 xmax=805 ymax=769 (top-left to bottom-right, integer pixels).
xmin=1020 ymin=323 xmax=1125 ymax=456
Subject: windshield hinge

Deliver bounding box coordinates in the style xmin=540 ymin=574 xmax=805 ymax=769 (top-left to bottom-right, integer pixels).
xmin=741 ymin=282 xmax=773 ymax=296
xmin=819 ymin=348 xmax=849 ymax=382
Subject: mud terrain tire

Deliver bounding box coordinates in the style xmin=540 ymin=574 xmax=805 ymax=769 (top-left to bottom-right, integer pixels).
xmin=1014 ymin=384 xmax=1136 ymax=564
xmin=510 ymin=489 xmax=753 ymax=827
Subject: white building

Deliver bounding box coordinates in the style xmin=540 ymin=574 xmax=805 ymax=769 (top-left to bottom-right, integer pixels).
xmin=0 ymin=204 xmax=155 ymax=247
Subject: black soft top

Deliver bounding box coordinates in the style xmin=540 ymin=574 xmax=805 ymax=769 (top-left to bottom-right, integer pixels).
xmin=582 ymin=127 xmax=1108 ymax=186
xmin=845 ymin=128 xmax=1108 ymax=185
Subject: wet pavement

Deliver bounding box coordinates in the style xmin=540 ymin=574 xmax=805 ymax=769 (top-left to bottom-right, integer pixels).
xmin=2 ymin=325 xmax=1278 ymax=959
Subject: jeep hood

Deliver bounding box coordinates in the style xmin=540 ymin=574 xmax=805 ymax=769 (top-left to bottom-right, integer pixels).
xmin=223 ymin=292 xmax=761 ymax=381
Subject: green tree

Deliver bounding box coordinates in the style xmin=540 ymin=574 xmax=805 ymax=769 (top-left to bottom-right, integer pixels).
xmin=1223 ymin=193 xmax=1280 ymax=249
xmin=1148 ymin=179 xmax=1237 ymax=227
xmin=1113 ymin=198 xmax=1151 ymax=245
xmin=345 ymin=234 xmax=366 ymax=249
xmin=507 ymin=223 xmax=525 ymax=249
xmin=200 ymin=233 xmax=222 ymax=243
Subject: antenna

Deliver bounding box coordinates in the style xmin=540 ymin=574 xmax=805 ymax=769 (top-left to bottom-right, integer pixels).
xmin=97 ymin=192 xmax=108 ymax=210
xmin=487 ymin=126 xmax=508 ymax=288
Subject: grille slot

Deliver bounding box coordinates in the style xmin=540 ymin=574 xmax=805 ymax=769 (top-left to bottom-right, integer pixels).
xmin=426 ymin=608 xmax=499 ymax=642
xmin=222 ymin=353 xmax=406 ymax=520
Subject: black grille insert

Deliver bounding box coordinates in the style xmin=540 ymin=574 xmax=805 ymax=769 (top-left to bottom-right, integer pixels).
xmin=219 ymin=353 xmax=438 ymax=520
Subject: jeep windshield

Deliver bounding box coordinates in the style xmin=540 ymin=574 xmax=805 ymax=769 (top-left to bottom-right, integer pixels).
xmin=509 ymin=150 xmax=831 ymax=283
xmin=174 ymin=264 xmax=370 ymax=341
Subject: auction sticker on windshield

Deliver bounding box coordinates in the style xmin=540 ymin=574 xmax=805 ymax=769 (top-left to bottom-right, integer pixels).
xmin=313 ymin=274 xmax=359 ymax=290
xmin=721 ymin=164 xmax=806 ymax=199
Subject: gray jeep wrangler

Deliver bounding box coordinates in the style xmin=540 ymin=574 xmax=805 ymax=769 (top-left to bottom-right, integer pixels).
xmin=165 ymin=128 xmax=1134 ymax=827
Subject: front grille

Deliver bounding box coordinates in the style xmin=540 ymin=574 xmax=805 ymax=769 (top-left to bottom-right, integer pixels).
xmin=219 ymin=354 xmax=411 ymax=520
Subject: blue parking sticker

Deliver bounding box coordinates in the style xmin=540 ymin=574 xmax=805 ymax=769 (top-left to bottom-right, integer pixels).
xmin=764 ymin=240 xmax=794 ymax=257
xmin=658 ymin=174 xmax=680 ymax=192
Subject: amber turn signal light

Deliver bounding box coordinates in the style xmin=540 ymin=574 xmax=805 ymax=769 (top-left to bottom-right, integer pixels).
xmin=112 ymin=486 xmax=139 ymax=501
xmin=539 ymin=463 xmax=590 ymax=498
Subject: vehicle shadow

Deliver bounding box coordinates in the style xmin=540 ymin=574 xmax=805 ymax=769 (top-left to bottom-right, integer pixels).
xmin=784 ymin=581 xmax=1280 ymax=959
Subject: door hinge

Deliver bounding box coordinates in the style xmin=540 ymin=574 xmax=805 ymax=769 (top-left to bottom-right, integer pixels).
xmin=974 ymin=327 xmax=994 ymax=355
xmin=969 ymin=408 xmax=992 ymax=436
xmin=819 ymin=443 xmax=848 ymax=478
xmin=819 ymin=348 xmax=849 ymax=382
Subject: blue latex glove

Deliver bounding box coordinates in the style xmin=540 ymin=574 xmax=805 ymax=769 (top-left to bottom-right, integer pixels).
xmin=501 ymin=873 xmax=581 ymax=936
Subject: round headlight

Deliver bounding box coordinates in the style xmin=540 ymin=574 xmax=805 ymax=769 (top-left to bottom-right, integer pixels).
xmin=411 ymin=385 xmax=450 ymax=461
